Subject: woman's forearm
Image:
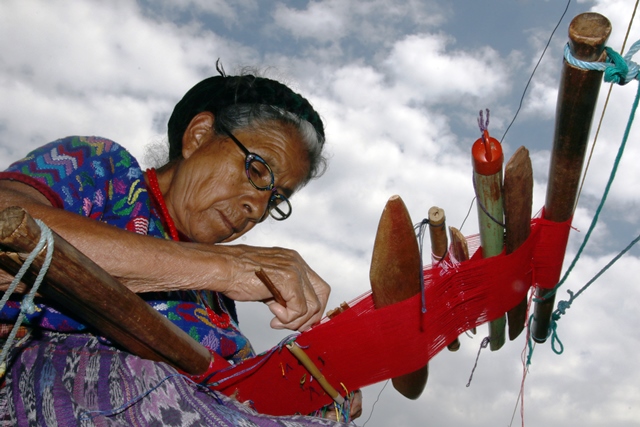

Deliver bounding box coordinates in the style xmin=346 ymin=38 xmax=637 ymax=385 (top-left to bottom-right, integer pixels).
xmin=0 ymin=180 xmax=330 ymax=330
xmin=0 ymin=180 xmax=226 ymax=293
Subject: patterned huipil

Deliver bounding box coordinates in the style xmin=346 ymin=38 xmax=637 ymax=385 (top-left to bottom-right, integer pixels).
xmin=0 ymin=136 xmax=254 ymax=364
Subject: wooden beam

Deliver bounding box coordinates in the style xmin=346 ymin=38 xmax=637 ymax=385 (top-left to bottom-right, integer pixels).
xmin=0 ymin=206 xmax=212 ymax=375
xmin=531 ymin=12 xmax=611 ymax=342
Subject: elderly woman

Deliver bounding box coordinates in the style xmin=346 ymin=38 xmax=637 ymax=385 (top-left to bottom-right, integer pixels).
xmin=0 ymin=70 xmax=361 ymax=426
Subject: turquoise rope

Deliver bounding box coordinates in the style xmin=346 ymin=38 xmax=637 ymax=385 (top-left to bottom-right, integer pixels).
xmin=564 ymin=40 xmax=640 ymax=84
xmin=0 ymin=219 xmax=55 ymax=375
xmin=527 ymin=42 xmax=640 ymax=364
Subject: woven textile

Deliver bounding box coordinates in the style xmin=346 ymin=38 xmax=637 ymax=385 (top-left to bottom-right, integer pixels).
xmin=0 ymin=331 xmax=346 ymax=427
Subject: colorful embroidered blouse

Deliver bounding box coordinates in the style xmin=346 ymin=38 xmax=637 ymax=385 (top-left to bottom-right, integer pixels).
xmin=0 ymin=136 xmax=254 ymax=363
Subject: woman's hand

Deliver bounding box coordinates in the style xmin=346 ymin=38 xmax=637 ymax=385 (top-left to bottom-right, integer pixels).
xmin=318 ymin=390 xmax=363 ymax=422
xmin=209 ymin=244 xmax=331 ymax=331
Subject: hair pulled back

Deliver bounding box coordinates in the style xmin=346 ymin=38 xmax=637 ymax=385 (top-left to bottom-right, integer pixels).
xmin=167 ymin=68 xmax=326 ymax=183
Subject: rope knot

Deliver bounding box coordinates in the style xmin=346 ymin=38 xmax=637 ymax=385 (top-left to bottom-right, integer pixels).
xmin=555 ymin=299 xmax=572 ymax=317
xmin=21 ymin=300 xmax=37 ymax=315
xmin=563 ymin=40 xmax=640 ymax=86
xmin=604 ymin=47 xmax=632 ymax=85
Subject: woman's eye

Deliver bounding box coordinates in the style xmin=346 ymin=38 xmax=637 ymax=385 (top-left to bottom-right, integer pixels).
xmin=248 ymin=160 xmax=272 ymax=187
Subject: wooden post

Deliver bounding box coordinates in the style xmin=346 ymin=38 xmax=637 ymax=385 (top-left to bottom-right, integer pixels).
xmin=370 ymin=195 xmax=428 ymax=400
xmin=531 ymin=12 xmax=611 ymax=342
xmin=0 ymin=206 xmax=212 ymax=375
xmin=428 ymin=207 xmax=460 ymax=351
xmin=472 ymin=130 xmax=506 ymax=351
xmin=503 ymin=146 xmax=533 ymax=340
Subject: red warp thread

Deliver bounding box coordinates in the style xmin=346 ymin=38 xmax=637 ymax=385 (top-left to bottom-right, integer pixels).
xmin=532 ymin=209 xmax=572 ymax=289
xmin=192 ymin=214 xmax=573 ymax=416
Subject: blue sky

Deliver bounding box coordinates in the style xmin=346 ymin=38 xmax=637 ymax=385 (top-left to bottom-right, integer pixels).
xmin=1 ymin=1 xmax=639 ymax=426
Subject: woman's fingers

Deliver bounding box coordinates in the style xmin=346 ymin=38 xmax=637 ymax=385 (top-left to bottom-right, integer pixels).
xmin=214 ymin=244 xmax=331 ymax=330
xmin=267 ymin=274 xmax=326 ymax=331
xmin=319 ymin=389 xmax=363 ymax=421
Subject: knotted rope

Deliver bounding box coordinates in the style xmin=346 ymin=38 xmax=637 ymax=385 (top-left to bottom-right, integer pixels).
xmin=564 ymin=40 xmax=640 ymax=85
xmin=0 ymin=219 xmax=55 ymax=377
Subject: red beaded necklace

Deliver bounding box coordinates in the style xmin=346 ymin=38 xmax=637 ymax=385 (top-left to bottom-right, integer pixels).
xmin=145 ymin=168 xmax=179 ymax=241
xmin=145 ymin=168 xmax=231 ymax=329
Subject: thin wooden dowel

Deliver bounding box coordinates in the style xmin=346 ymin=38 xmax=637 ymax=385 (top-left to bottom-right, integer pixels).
xmin=428 ymin=207 xmax=460 ymax=352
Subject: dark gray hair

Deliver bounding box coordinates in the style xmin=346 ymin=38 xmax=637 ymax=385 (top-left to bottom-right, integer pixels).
xmin=213 ymin=104 xmax=326 ymax=185
xmin=166 ymin=71 xmax=327 ymax=186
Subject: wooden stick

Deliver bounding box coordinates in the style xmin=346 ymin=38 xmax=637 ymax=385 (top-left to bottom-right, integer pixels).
xmin=370 ymin=195 xmax=428 ymax=400
xmin=286 ymin=342 xmax=345 ymax=406
xmin=531 ymin=12 xmax=611 ymax=343
xmin=503 ymin=146 xmax=533 ymax=340
xmin=428 ymin=207 xmax=460 ymax=351
xmin=472 ymin=130 xmax=506 ymax=351
xmin=0 ymin=206 xmax=212 ymax=375
xmin=255 ymin=268 xmax=287 ymax=307
xmin=449 ymin=227 xmax=475 ymax=334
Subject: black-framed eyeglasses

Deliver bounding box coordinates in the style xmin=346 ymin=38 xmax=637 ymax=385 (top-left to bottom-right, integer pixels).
xmin=219 ymin=124 xmax=292 ymax=221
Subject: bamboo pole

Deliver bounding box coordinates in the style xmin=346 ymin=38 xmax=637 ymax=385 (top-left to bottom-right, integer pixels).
xmin=428 ymin=207 xmax=460 ymax=351
xmin=531 ymin=12 xmax=611 ymax=343
xmin=503 ymin=146 xmax=533 ymax=340
xmin=370 ymin=195 xmax=428 ymax=399
xmin=0 ymin=206 xmax=212 ymax=375
xmin=472 ymin=130 xmax=506 ymax=351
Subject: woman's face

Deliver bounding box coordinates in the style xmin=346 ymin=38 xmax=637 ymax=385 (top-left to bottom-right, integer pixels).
xmin=165 ymin=116 xmax=311 ymax=244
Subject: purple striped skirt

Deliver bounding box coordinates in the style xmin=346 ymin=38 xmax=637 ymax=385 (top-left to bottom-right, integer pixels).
xmin=0 ymin=331 xmax=347 ymax=427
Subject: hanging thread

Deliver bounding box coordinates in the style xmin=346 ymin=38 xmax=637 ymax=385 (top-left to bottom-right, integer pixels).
xmin=415 ymin=219 xmax=430 ymax=315
xmin=465 ymin=336 xmax=490 ymax=387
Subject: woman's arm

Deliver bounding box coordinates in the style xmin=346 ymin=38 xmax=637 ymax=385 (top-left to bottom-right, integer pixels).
xmin=0 ymin=180 xmax=329 ymax=331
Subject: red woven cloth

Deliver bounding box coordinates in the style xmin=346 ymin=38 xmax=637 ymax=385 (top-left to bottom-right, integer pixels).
xmin=193 ymin=214 xmax=571 ymax=416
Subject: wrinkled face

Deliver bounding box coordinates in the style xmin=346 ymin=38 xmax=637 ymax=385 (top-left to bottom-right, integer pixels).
xmin=165 ymin=121 xmax=310 ymax=244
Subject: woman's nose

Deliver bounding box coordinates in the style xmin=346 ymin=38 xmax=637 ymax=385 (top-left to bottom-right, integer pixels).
xmin=241 ymin=189 xmax=272 ymax=221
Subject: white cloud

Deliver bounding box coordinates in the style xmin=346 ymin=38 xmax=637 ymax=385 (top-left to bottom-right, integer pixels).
xmin=0 ymin=0 xmax=258 ymax=168
xmin=273 ymin=1 xmax=348 ymax=42
xmin=384 ymin=33 xmax=512 ymax=104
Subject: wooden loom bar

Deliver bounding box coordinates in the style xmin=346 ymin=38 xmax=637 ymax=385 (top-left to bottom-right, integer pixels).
xmin=370 ymin=195 xmax=428 ymax=399
xmin=0 ymin=206 xmax=212 ymax=375
xmin=531 ymin=12 xmax=611 ymax=342
xmin=472 ymin=130 xmax=506 ymax=351
xmin=503 ymin=146 xmax=533 ymax=340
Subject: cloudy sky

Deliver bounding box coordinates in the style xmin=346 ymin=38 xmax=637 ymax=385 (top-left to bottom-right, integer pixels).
xmin=2 ymin=0 xmax=640 ymax=426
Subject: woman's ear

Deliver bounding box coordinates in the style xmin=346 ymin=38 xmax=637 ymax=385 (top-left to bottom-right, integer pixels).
xmin=182 ymin=112 xmax=215 ymax=159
